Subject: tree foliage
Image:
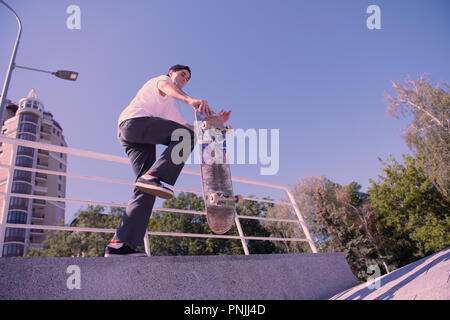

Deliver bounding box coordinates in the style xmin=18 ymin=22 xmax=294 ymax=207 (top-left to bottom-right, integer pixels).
xmin=265 ymin=176 xmax=389 ymax=281
xmin=148 ymin=192 xmax=282 ymax=256
xmin=27 ymin=205 xmax=123 ymax=257
xmin=26 ymin=194 xmax=281 ymax=258
xmin=368 ymin=154 xmax=450 ymax=268
xmin=263 ymin=176 xmax=324 ymax=254
xmin=387 ymin=75 xmax=450 ymax=199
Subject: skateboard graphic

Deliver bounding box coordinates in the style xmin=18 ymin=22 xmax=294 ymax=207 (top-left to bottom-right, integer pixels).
xmin=195 ymin=110 xmax=243 ymax=234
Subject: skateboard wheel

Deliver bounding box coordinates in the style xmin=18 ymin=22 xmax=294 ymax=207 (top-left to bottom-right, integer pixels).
xmin=209 ymin=193 xmax=219 ymax=204
xmin=202 ymin=121 xmax=210 ymax=130
xmin=235 ymin=195 xmax=244 ymax=204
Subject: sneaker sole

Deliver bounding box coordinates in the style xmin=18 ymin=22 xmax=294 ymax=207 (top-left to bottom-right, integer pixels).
xmin=135 ymin=182 xmax=174 ymax=199
xmin=104 ymin=252 xmax=148 ymax=258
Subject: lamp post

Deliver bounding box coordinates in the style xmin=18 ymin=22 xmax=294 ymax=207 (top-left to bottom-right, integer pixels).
xmin=0 ymin=1 xmax=79 ymax=257
xmin=0 ymin=0 xmax=22 ymax=123
xmin=0 ymin=0 xmax=79 ymax=124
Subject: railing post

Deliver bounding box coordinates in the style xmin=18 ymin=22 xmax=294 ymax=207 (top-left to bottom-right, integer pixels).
xmin=144 ymin=230 xmax=151 ymax=256
xmin=284 ymin=188 xmax=318 ymax=253
xmin=0 ymin=141 xmax=18 ymax=257
xmin=234 ymin=215 xmax=249 ymax=255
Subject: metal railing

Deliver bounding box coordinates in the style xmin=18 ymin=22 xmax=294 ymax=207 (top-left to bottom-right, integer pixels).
xmin=0 ymin=135 xmax=318 ymax=257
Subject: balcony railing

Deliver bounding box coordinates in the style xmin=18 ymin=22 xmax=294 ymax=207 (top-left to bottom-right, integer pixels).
xmin=35 ymin=173 xmax=47 ymax=181
xmin=33 ymin=185 xmax=48 ymax=194
xmin=31 ymin=214 xmax=44 ymax=222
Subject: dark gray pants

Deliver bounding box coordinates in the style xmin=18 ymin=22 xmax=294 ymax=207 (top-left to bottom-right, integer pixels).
xmin=113 ymin=116 xmax=195 ymax=248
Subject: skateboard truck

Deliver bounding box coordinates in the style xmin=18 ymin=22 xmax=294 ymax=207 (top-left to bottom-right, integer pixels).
xmin=201 ymin=120 xmax=233 ymax=133
xmin=209 ymin=193 xmax=243 ymax=205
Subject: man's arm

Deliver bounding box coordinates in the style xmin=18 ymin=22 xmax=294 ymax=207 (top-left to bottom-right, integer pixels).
xmin=158 ymin=80 xmax=213 ymax=117
xmin=157 ymin=80 xmax=192 ymax=104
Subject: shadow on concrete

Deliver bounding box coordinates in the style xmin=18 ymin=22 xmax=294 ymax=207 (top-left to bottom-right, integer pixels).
xmin=332 ymin=248 xmax=449 ymax=300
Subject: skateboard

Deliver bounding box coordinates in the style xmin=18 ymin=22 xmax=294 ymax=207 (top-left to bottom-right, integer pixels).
xmin=194 ymin=110 xmax=243 ymax=234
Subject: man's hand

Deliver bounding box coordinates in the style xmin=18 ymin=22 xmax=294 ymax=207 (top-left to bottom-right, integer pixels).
xmin=217 ymin=109 xmax=231 ymax=123
xmin=188 ymin=98 xmax=213 ymax=117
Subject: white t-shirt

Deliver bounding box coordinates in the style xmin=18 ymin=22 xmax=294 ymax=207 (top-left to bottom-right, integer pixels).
xmin=118 ymin=75 xmax=187 ymax=126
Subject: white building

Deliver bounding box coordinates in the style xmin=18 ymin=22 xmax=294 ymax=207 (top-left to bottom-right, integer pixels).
xmin=0 ymin=89 xmax=67 ymax=257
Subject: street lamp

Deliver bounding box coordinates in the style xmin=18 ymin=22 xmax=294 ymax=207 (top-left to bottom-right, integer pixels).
xmin=0 ymin=0 xmax=79 ymax=123
xmin=15 ymin=65 xmax=79 ymax=81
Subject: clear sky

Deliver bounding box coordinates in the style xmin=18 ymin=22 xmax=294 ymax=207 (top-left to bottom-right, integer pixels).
xmin=1 ymin=0 xmax=449 ymax=224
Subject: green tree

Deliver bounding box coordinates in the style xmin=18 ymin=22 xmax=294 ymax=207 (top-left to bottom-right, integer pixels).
xmin=334 ymin=183 xmax=390 ymax=274
xmin=266 ymin=176 xmax=389 ymax=282
xmin=387 ymin=75 xmax=450 ymax=199
xmin=26 ymin=194 xmax=279 ymax=257
xmin=237 ymin=197 xmax=284 ymax=255
xmin=368 ymin=154 xmax=450 ymax=268
xmin=263 ymin=176 xmax=326 ymax=254
xmin=311 ymin=180 xmax=389 ymax=281
xmin=27 ymin=205 xmax=122 ymax=257
xmin=148 ymin=192 xmax=281 ymax=256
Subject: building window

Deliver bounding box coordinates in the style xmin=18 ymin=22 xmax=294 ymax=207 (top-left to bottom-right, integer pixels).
xmin=17 ymin=146 xmax=34 ymax=157
xmin=13 ymin=170 xmax=32 ymax=183
xmin=11 ymin=182 xmax=32 ymax=194
xmin=3 ymin=243 xmax=24 ymax=257
xmin=15 ymin=156 xmax=33 ymax=168
xmin=8 ymin=197 xmax=29 ymax=210
xmin=17 ymin=133 xmax=36 ymax=141
xmin=19 ymin=123 xmax=37 ymax=134
xmin=20 ymin=113 xmax=39 ymax=124
xmin=5 ymin=227 xmax=26 ymax=242
xmin=7 ymin=211 xmax=27 ymax=224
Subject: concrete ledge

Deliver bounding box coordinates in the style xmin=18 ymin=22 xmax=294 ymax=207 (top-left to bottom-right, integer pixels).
xmin=0 ymin=253 xmax=356 ymax=300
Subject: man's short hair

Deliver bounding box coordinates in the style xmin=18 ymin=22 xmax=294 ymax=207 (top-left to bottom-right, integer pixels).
xmin=167 ymin=64 xmax=191 ymax=78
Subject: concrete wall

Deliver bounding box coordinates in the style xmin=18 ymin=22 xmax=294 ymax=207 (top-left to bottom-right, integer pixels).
xmin=0 ymin=252 xmax=357 ymax=300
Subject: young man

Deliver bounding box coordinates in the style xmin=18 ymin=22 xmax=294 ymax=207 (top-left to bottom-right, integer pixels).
xmin=105 ymin=64 xmax=231 ymax=257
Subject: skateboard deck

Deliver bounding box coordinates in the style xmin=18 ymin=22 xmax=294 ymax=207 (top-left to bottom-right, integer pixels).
xmin=195 ymin=111 xmax=238 ymax=234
